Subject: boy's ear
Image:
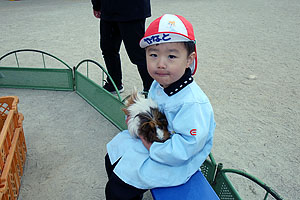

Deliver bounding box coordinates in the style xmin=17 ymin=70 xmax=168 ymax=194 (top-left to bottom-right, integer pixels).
xmin=186 ymin=52 xmax=196 ymax=67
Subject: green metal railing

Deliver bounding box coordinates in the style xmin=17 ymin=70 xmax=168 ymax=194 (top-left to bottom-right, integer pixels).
xmin=74 ymin=59 xmax=126 ymax=131
xmin=0 ymin=49 xmax=126 ymax=130
xmin=212 ymin=163 xmax=284 ymax=200
xmin=0 ymin=49 xmax=73 ymax=91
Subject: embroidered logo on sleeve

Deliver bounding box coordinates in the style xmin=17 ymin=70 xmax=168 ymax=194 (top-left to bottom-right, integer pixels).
xmin=190 ymin=129 xmax=197 ymax=136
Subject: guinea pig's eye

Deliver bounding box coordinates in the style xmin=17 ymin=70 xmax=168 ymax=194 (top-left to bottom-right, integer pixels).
xmin=158 ymin=117 xmax=164 ymax=122
xmin=158 ymin=118 xmax=167 ymax=124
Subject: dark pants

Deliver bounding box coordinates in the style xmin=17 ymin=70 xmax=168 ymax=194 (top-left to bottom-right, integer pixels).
xmin=105 ymin=154 xmax=147 ymax=200
xmin=100 ymin=19 xmax=153 ymax=91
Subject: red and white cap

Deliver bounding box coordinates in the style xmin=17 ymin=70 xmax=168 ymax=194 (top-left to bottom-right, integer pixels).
xmin=140 ymin=14 xmax=197 ymax=75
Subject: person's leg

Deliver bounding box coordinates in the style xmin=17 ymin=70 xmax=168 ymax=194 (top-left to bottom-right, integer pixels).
xmin=105 ymin=154 xmax=147 ymax=200
xmin=100 ymin=20 xmax=123 ymax=87
xmin=119 ymin=19 xmax=153 ymax=92
xmin=105 ymin=153 xmax=118 ymax=179
xmin=105 ymin=172 xmax=147 ymax=200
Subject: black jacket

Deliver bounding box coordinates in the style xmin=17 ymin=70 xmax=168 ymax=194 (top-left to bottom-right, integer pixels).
xmin=91 ymin=0 xmax=151 ymax=21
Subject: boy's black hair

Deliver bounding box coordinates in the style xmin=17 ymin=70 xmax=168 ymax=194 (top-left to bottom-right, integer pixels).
xmin=183 ymin=41 xmax=196 ymax=55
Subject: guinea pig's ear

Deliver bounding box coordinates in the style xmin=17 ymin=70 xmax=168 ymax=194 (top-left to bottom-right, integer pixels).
xmin=140 ymin=120 xmax=155 ymax=132
xmin=158 ymin=116 xmax=168 ymax=126
xmin=139 ymin=120 xmax=157 ymax=143
xmin=121 ymin=107 xmax=129 ymax=115
xmin=153 ymin=109 xmax=168 ymax=126
xmin=122 ymin=91 xmax=138 ymax=115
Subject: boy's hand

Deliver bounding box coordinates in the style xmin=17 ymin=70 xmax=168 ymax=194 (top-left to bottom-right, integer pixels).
xmin=93 ymin=10 xmax=101 ymax=18
xmin=140 ymin=135 xmax=152 ymax=151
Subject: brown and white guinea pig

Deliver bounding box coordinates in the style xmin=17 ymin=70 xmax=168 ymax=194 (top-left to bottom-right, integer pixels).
xmin=122 ymin=92 xmax=170 ymax=143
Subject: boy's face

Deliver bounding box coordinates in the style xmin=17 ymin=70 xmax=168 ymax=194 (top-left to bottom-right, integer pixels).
xmin=146 ymin=42 xmax=195 ymax=88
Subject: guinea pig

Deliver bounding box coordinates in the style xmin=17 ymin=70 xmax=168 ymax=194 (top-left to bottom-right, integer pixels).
xmin=122 ymin=92 xmax=170 ymax=143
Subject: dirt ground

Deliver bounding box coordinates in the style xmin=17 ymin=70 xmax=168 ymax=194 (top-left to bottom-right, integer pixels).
xmin=0 ymin=0 xmax=299 ymax=199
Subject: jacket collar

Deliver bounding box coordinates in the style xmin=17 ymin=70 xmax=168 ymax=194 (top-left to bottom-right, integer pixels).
xmin=163 ymin=68 xmax=193 ymax=96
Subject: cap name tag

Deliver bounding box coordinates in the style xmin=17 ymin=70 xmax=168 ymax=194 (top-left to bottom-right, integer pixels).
xmin=143 ymin=33 xmax=171 ymax=46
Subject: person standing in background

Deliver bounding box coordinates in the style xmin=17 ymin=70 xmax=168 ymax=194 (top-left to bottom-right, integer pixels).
xmin=91 ymin=0 xmax=153 ymax=94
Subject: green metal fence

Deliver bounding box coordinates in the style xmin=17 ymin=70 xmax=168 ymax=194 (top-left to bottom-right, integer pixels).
xmin=0 ymin=49 xmax=73 ymax=91
xmin=75 ymin=59 xmax=126 ymax=131
xmin=0 ymin=49 xmax=126 ymax=130
xmin=212 ymin=163 xmax=283 ymax=200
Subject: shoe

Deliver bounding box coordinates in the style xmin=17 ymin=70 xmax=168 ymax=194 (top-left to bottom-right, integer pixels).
xmin=103 ymin=81 xmax=124 ymax=94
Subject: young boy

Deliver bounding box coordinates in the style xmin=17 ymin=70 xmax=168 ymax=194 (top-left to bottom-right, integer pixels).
xmin=105 ymin=14 xmax=216 ymax=200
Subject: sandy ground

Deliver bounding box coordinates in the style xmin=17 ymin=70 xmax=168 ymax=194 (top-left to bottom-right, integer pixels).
xmin=0 ymin=0 xmax=300 ymax=199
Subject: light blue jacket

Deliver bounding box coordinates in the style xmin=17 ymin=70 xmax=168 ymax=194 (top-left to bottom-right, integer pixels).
xmin=107 ymin=80 xmax=216 ymax=189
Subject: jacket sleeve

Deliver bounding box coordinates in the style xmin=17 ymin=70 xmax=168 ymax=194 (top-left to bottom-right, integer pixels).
xmin=91 ymin=0 xmax=101 ymax=11
xmin=149 ymin=102 xmax=215 ymax=166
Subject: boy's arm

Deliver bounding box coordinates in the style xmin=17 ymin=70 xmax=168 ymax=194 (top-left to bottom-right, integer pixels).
xmin=91 ymin=0 xmax=101 ymax=11
xmin=149 ymin=102 xmax=215 ymax=166
xmin=91 ymin=0 xmax=101 ymax=18
xmin=140 ymin=136 xmax=152 ymax=150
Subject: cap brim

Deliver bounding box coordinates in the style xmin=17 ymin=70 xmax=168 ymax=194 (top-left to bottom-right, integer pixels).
xmin=140 ymin=32 xmax=191 ymax=48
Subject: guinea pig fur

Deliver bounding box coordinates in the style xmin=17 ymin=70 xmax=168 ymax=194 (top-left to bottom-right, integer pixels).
xmin=122 ymin=92 xmax=170 ymax=143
